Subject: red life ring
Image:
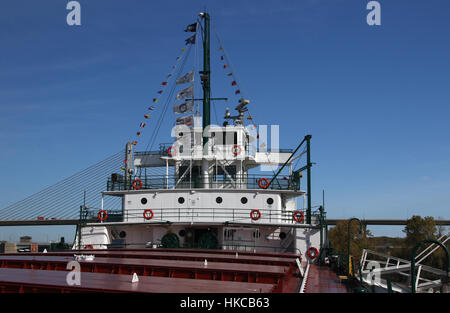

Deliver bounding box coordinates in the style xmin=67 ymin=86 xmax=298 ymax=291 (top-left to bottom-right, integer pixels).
xmin=257 ymin=177 xmax=269 ymax=189
xmin=97 ymin=210 xmax=108 ymax=222
xmin=132 ymin=178 xmax=143 ymax=190
xmin=307 ymin=247 xmax=319 ymax=259
xmin=84 ymin=245 xmax=94 ymax=250
xmin=167 ymin=146 xmax=177 ymax=157
xmin=232 ymin=145 xmax=241 ymax=156
xmin=293 ymin=211 xmax=305 ymax=223
xmin=250 ymin=209 xmax=261 ymax=221
xmin=143 ymin=209 xmax=154 ymax=220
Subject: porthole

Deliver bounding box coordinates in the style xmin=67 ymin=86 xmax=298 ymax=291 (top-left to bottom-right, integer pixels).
xmin=240 ymin=197 xmax=248 ymax=204
xmin=178 ymin=197 xmax=185 ymax=204
xmin=216 ymin=196 xmax=223 ymax=204
xmin=279 ymin=232 xmax=287 ymax=239
xmin=179 ymin=230 xmax=186 ymax=237
xmin=267 ymin=197 xmax=274 ymax=205
xmin=141 ymin=197 xmax=147 ymax=205
xmin=119 ymin=231 xmax=127 ymax=238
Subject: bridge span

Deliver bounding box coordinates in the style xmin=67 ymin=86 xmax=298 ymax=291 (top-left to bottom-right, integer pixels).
xmin=0 ymin=219 xmax=94 ymax=226
xmin=326 ymin=219 xmax=450 ymax=226
xmin=0 ymin=219 xmax=448 ymax=227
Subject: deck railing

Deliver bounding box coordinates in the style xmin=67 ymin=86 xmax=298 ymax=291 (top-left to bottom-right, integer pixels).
xmin=107 ymin=174 xmax=300 ymax=191
xmin=85 ymin=207 xmax=322 ymax=226
xmin=134 ymin=145 xmax=294 ymax=158
xmin=82 ymin=241 xmax=300 ymax=254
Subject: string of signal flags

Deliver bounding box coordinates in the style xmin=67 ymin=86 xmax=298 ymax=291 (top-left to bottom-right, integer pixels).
xmin=128 ymin=23 xmax=198 ymax=147
xmin=128 ymin=22 xmax=264 ymax=150
xmin=218 ymin=45 xmax=260 ymax=142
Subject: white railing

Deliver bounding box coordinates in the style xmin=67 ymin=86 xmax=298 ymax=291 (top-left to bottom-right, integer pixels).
xmin=359 ymin=245 xmax=448 ymax=293
xmin=122 ymin=207 xmax=302 ymax=225
xmin=92 ymin=208 xmax=323 ymax=227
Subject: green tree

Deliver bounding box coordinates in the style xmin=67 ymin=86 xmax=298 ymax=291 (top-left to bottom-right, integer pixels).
xmin=402 ymin=215 xmax=449 ymax=271
xmin=403 ymin=215 xmax=437 ymax=250
xmin=328 ymin=220 xmax=373 ymax=262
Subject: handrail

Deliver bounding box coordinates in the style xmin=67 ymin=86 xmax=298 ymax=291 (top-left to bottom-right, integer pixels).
xmin=107 ymin=174 xmax=301 ymax=191
xmin=78 ymin=241 xmax=302 ymax=254
xmin=135 ymin=147 xmax=294 ymax=155
xmin=359 ymin=248 xmax=448 ymax=293
xmin=411 ymin=240 xmax=449 ymax=293
xmin=415 ymin=231 xmax=449 ymax=264
xmin=85 ymin=207 xmax=323 ymax=227
xmin=361 ymin=249 xmax=447 ymax=276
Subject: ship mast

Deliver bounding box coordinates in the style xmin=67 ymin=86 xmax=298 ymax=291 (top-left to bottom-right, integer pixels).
xmin=199 ymin=12 xmax=211 ymax=188
xmin=199 ymin=12 xmax=211 ymax=147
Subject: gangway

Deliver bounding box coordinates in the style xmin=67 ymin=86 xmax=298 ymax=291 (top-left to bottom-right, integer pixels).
xmin=359 ymin=231 xmax=450 ymax=293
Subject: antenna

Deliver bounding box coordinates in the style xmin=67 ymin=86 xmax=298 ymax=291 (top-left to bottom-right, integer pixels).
xmin=224 ymin=98 xmax=250 ymax=125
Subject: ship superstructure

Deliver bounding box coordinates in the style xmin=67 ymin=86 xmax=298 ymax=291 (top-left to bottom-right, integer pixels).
xmin=74 ymin=12 xmax=327 ymax=261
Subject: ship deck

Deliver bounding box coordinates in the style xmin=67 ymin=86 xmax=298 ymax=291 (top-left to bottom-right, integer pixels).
xmin=303 ymin=264 xmax=348 ymax=293
xmin=0 ymin=267 xmax=275 ymax=293
xmin=0 ymin=248 xmax=303 ymax=293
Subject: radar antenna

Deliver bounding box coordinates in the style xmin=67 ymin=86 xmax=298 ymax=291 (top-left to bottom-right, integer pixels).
xmin=224 ymin=98 xmax=250 ymax=125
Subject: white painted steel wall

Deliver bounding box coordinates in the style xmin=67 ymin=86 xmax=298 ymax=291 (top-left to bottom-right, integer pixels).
xmin=122 ymin=190 xmax=283 ymax=224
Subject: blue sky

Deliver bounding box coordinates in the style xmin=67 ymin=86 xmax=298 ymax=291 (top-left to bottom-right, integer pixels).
xmin=0 ymin=0 xmax=449 ymax=241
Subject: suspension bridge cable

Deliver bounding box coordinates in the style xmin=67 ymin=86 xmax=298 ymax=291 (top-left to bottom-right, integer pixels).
xmin=0 ymin=157 xmax=122 ymax=220
xmin=0 ymin=150 xmax=122 ymax=213
xmin=0 ymin=150 xmax=124 ymax=220
xmin=2 ymin=152 xmax=124 ymax=220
